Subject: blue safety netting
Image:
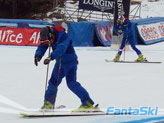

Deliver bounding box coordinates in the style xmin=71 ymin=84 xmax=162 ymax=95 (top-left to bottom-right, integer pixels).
xmin=67 ymin=21 xmax=112 ymax=47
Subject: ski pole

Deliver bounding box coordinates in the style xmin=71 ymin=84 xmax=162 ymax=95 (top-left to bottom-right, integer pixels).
xmin=53 ymin=57 xmax=62 ymax=107
xmin=44 ymin=43 xmax=51 ymax=99
xmin=123 ymin=44 xmax=126 ymax=61
xmin=123 ymin=36 xmax=128 ymax=61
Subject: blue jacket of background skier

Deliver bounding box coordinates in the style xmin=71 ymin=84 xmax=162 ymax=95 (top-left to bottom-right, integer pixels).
xmin=114 ymin=19 xmax=137 ymax=42
xmin=35 ymin=26 xmax=77 ymax=64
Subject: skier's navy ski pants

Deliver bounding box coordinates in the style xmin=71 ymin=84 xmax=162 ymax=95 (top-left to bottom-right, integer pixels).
xmin=45 ymin=60 xmax=94 ymax=106
xmin=118 ymin=36 xmax=141 ymax=55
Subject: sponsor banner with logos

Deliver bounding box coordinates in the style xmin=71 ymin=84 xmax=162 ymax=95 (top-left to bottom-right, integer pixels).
xmin=79 ymin=0 xmax=114 ymax=13
xmin=137 ymin=22 xmax=164 ymax=44
xmin=95 ymin=22 xmax=113 ymax=46
xmin=0 ymin=27 xmax=40 ymax=46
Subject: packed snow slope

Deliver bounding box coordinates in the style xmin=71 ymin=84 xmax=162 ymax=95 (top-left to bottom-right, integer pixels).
xmin=0 ymin=42 xmax=164 ymax=123
xmin=0 ymin=0 xmax=164 ymax=123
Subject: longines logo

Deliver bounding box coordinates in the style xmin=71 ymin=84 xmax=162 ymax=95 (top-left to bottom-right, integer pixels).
xmin=82 ymin=0 xmax=114 ymax=12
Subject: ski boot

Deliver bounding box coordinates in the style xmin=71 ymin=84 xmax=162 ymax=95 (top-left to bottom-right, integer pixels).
xmin=135 ymin=54 xmax=147 ymax=62
xmin=41 ymin=101 xmax=54 ymax=112
xmin=72 ymin=100 xmax=94 ymax=112
xmin=113 ymin=54 xmax=120 ymax=62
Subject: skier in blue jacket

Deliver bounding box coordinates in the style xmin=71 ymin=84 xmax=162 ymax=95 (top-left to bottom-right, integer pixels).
xmin=34 ymin=26 xmax=94 ymax=112
xmin=113 ymin=18 xmax=147 ymax=62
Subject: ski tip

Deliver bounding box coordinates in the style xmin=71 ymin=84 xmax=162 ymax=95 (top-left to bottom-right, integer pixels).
xmin=105 ymin=59 xmax=113 ymax=62
xmin=20 ymin=113 xmax=29 ymax=117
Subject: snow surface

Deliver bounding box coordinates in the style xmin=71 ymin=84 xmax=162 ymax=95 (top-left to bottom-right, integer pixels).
xmin=0 ymin=42 xmax=164 ymax=123
xmin=141 ymin=0 xmax=164 ymax=18
xmin=1 ymin=0 xmax=164 ymax=123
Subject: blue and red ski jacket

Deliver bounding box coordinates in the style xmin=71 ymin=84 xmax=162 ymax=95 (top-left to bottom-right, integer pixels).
xmin=35 ymin=26 xmax=77 ymax=64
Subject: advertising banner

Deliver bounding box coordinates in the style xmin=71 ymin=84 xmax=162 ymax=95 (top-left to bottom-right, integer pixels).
xmin=137 ymin=22 xmax=164 ymax=44
xmin=0 ymin=27 xmax=40 ymax=46
xmin=79 ymin=0 xmax=115 ymax=13
xmin=95 ymin=22 xmax=113 ymax=46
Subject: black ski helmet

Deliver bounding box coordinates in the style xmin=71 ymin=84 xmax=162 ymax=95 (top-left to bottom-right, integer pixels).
xmin=40 ymin=26 xmax=53 ymax=41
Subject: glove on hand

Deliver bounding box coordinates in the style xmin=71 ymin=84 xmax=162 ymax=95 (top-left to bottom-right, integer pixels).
xmin=34 ymin=56 xmax=41 ymax=66
xmin=118 ymin=26 xmax=122 ymax=35
xmin=44 ymin=56 xmax=52 ymax=65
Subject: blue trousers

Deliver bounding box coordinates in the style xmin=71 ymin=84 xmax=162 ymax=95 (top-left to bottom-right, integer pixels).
xmin=118 ymin=36 xmax=141 ymax=55
xmin=45 ymin=60 xmax=94 ymax=106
